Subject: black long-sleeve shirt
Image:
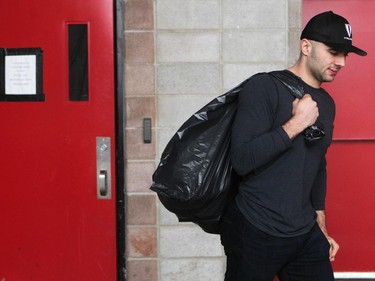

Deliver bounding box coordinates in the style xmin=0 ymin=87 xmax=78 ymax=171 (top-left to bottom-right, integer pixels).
xmin=231 ymin=72 xmax=335 ymax=237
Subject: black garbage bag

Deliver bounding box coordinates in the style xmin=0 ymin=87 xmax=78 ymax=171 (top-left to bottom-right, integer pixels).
xmin=150 ymin=77 xmax=250 ymax=234
xmin=150 ymin=70 xmax=313 ymax=234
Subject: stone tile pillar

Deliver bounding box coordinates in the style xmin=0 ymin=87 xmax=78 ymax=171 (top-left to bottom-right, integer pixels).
xmin=124 ymin=0 xmax=158 ymax=280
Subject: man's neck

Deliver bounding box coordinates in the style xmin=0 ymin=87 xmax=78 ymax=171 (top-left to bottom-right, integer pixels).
xmin=288 ymin=64 xmax=322 ymax=89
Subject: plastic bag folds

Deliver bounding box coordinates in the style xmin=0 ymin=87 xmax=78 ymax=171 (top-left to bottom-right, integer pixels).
xmin=150 ymin=79 xmax=248 ymax=234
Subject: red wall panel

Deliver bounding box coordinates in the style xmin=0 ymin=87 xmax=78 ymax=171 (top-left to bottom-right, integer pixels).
xmin=303 ymin=0 xmax=374 ymax=140
xmin=304 ymin=1 xmax=375 ymax=272
xmin=327 ymin=142 xmax=375 ymax=271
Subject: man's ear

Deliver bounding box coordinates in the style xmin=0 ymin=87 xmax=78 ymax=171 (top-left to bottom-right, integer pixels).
xmin=301 ymin=39 xmax=312 ymax=56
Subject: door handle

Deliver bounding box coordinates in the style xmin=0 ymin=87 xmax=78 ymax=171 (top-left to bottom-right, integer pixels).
xmin=99 ymin=170 xmax=108 ymax=196
xmin=96 ymin=137 xmax=111 ymax=199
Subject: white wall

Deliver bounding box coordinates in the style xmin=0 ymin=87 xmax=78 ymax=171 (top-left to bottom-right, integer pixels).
xmin=154 ymin=1 xmax=302 ymax=280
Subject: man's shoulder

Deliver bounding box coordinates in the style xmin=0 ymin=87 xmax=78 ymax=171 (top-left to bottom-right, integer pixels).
xmin=244 ymin=71 xmax=280 ymax=89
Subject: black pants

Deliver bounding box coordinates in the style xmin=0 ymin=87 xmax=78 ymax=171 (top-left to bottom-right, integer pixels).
xmin=220 ymin=202 xmax=334 ymax=281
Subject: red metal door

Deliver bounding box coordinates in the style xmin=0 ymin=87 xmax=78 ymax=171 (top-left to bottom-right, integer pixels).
xmin=0 ymin=0 xmax=117 ymax=280
xmin=303 ymin=0 xmax=375 ymax=276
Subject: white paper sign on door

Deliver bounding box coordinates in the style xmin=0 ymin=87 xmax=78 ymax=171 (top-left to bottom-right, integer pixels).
xmin=5 ymin=55 xmax=36 ymax=95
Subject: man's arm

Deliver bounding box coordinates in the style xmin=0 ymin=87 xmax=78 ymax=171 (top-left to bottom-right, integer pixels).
xmin=316 ymin=210 xmax=340 ymax=261
xmin=230 ymin=75 xmax=293 ymax=176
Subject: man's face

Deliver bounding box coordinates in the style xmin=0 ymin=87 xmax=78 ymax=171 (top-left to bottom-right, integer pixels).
xmin=307 ymin=40 xmax=346 ymax=84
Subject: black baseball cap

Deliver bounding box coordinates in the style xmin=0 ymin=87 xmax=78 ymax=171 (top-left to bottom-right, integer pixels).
xmin=301 ymin=11 xmax=367 ymax=56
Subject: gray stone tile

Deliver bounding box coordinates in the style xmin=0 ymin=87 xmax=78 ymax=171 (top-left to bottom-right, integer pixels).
xmin=223 ymin=62 xmax=286 ymax=90
xmin=288 ymin=0 xmax=302 ymax=29
xmin=160 ymin=225 xmax=222 ymax=257
xmin=160 ymin=258 xmax=225 ymax=281
xmin=223 ymin=0 xmax=286 ymax=29
xmin=157 ymin=63 xmax=220 ymax=94
xmin=157 ymin=95 xmax=216 ymax=128
xmin=157 ymin=32 xmax=220 ymax=62
xmin=157 ymin=0 xmax=220 ymax=30
xmin=223 ymin=30 xmax=286 ymax=62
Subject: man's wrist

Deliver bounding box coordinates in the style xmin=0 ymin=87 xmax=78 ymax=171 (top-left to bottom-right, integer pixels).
xmin=282 ymin=118 xmax=304 ymax=140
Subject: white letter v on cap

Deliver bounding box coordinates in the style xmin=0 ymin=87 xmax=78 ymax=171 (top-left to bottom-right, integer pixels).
xmin=345 ymin=24 xmax=352 ymax=38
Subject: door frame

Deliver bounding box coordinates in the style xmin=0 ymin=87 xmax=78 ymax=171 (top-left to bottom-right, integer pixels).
xmin=114 ymin=0 xmax=126 ymax=280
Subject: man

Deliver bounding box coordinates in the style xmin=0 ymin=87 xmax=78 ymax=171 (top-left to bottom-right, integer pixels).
xmin=220 ymin=11 xmax=367 ymax=281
